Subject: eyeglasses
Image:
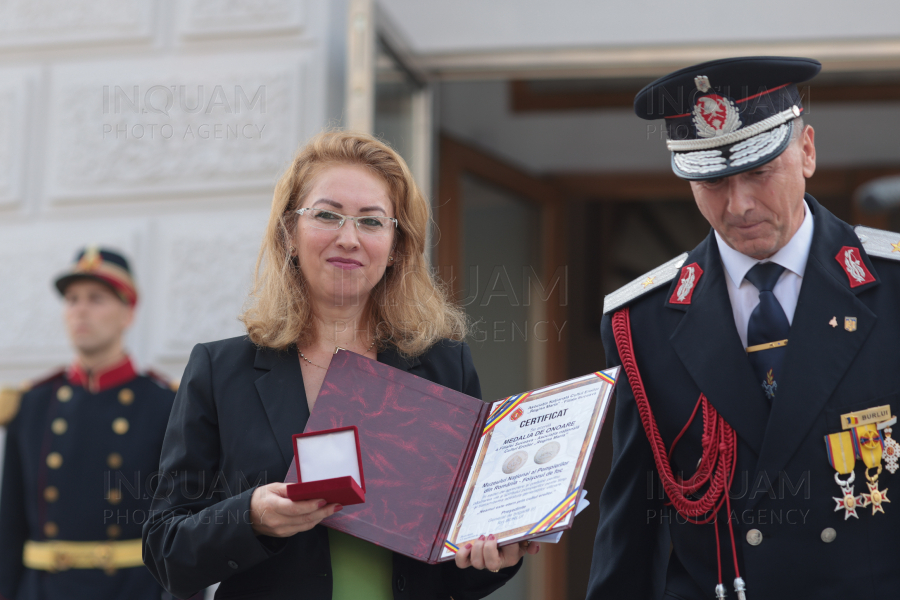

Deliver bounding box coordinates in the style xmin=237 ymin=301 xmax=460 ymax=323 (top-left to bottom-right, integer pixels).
xmin=296 ymin=208 xmax=398 ymax=236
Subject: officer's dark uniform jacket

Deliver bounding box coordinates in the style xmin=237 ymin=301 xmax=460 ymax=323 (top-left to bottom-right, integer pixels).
xmin=588 ymin=196 xmax=900 ymax=600
xmin=0 ymin=356 xmax=176 ymax=600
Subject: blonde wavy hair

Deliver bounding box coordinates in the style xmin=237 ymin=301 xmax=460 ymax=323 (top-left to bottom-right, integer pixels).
xmin=240 ymin=130 xmax=467 ymax=356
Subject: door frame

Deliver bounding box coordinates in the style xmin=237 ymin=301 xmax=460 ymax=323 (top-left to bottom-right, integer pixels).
xmin=345 ymin=0 xmax=434 ymax=196
xmin=436 ymin=134 xmax=569 ymax=387
xmin=435 ymin=134 xmax=570 ymax=600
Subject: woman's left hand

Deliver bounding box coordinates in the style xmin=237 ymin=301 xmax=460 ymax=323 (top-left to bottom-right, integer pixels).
xmin=453 ymin=534 xmax=540 ymax=572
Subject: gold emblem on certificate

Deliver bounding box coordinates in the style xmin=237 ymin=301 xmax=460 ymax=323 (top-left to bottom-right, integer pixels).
xmin=825 ymin=431 xmax=862 ymax=520
xmin=854 ymin=424 xmax=890 ymax=515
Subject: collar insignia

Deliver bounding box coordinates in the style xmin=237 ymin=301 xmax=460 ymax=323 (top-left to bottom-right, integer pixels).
xmin=669 ymin=262 xmax=703 ymax=305
xmin=835 ymin=246 xmax=875 ymax=288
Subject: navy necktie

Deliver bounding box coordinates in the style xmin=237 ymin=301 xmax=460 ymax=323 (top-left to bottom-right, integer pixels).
xmin=745 ymin=262 xmax=789 ymax=402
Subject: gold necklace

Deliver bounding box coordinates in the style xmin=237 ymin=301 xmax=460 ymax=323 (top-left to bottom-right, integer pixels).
xmin=298 ymin=339 xmax=376 ymax=369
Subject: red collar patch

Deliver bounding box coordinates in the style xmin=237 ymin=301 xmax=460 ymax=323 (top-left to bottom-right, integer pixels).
xmin=669 ymin=263 xmax=703 ymax=305
xmin=835 ymin=246 xmax=875 ymax=288
xmin=68 ymin=355 xmax=137 ymax=394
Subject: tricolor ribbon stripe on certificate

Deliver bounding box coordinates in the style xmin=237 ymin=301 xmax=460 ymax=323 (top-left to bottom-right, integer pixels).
xmin=527 ymin=489 xmax=580 ymax=534
xmin=547 ymin=503 xmax=577 ymax=529
xmin=443 ymin=540 xmax=460 ymax=554
xmin=594 ymin=371 xmax=616 ymax=385
xmin=483 ymin=392 xmax=531 ymax=435
xmin=486 ymin=399 xmax=507 ymax=421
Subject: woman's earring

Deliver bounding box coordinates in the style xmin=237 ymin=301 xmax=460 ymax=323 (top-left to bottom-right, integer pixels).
xmin=388 ymin=256 xmax=394 ymax=262
xmin=289 ymin=246 xmax=296 ymax=254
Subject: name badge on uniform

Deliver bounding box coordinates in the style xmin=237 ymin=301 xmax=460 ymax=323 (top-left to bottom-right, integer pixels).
xmin=841 ymin=405 xmax=892 ymax=430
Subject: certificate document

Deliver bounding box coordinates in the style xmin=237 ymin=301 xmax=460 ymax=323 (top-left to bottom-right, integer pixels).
xmin=440 ymin=368 xmax=618 ymax=559
xmin=298 ymin=349 xmax=619 ymax=564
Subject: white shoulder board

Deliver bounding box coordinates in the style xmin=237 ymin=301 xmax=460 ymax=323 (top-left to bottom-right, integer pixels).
xmin=603 ymin=253 xmax=689 ymax=315
xmin=855 ymin=226 xmax=900 ymax=261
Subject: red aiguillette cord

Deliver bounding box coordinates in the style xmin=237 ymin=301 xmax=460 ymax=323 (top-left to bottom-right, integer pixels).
xmin=612 ymin=308 xmax=746 ymax=599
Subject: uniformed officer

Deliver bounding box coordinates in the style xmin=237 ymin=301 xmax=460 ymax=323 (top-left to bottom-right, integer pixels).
xmin=0 ymin=247 xmax=178 ymax=600
xmin=588 ymin=57 xmax=900 ymax=599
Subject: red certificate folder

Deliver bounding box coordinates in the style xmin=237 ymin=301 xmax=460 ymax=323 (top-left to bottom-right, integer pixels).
xmin=284 ymin=349 xmax=616 ymax=564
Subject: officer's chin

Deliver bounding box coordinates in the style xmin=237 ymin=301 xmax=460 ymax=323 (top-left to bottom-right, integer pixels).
xmin=724 ymin=230 xmax=781 ymax=260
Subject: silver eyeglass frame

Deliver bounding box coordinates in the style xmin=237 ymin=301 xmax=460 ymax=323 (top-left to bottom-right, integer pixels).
xmin=296 ymin=207 xmax=398 ymax=235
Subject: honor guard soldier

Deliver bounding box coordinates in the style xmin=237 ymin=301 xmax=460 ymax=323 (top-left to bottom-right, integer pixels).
xmin=587 ymin=57 xmax=900 ymax=599
xmin=0 ymin=247 xmax=178 ymax=600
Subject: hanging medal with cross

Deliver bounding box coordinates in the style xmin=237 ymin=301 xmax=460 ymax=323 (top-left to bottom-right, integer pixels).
xmin=876 ymin=416 xmax=899 ymax=475
xmin=883 ymin=419 xmax=900 ymax=475
xmin=854 ymin=424 xmax=890 ymax=514
xmin=825 ymin=431 xmax=862 ymax=519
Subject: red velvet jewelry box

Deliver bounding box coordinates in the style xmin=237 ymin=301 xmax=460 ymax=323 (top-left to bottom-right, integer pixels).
xmin=285 ymin=425 xmax=366 ymax=506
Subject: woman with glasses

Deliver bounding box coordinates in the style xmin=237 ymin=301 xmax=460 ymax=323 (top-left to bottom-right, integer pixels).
xmin=142 ymin=131 xmax=538 ymax=600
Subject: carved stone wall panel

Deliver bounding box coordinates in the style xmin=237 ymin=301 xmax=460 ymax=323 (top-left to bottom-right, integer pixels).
xmin=0 ymin=68 xmax=35 ymax=208
xmin=179 ymin=0 xmax=306 ymax=37
xmin=46 ymin=54 xmax=308 ymax=203
xmin=149 ymin=211 xmax=269 ymax=364
xmin=0 ymin=221 xmax=141 ymax=378
xmin=0 ymin=0 xmax=153 ymax=48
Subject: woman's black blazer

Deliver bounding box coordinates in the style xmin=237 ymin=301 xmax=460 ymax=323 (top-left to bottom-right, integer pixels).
xmin=142 ymin=336 xmax=521 ymax=600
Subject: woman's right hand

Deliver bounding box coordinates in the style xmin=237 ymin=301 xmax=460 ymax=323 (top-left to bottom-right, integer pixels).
xmin=249 ymin=482 xmax=342 ymax=537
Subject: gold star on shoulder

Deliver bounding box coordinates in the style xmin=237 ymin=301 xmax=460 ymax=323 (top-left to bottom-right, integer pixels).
xmin=641 ymin=277 xmax=654 ymax=288
xmin=891 ymin=240 xmax=900 ymax=253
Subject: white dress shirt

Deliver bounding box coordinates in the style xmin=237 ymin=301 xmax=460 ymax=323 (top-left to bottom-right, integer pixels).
xmin=715 ymin=199 xmax=814 ymax=349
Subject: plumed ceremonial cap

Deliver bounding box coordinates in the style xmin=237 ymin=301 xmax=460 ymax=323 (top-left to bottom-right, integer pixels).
xmin=54 ymin=246 xmax=138 ymax=306
xmin=634 ymin=56 xmax=821 ymax=180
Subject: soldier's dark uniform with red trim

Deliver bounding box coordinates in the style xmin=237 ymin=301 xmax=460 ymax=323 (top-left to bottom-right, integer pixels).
xmin=0 ymin=248 xmax=179 ymax=600
xmin=587 ymin=58 xmax=900 ymax=600
xmin=0 ymin=361 xmax=177 ymax=600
